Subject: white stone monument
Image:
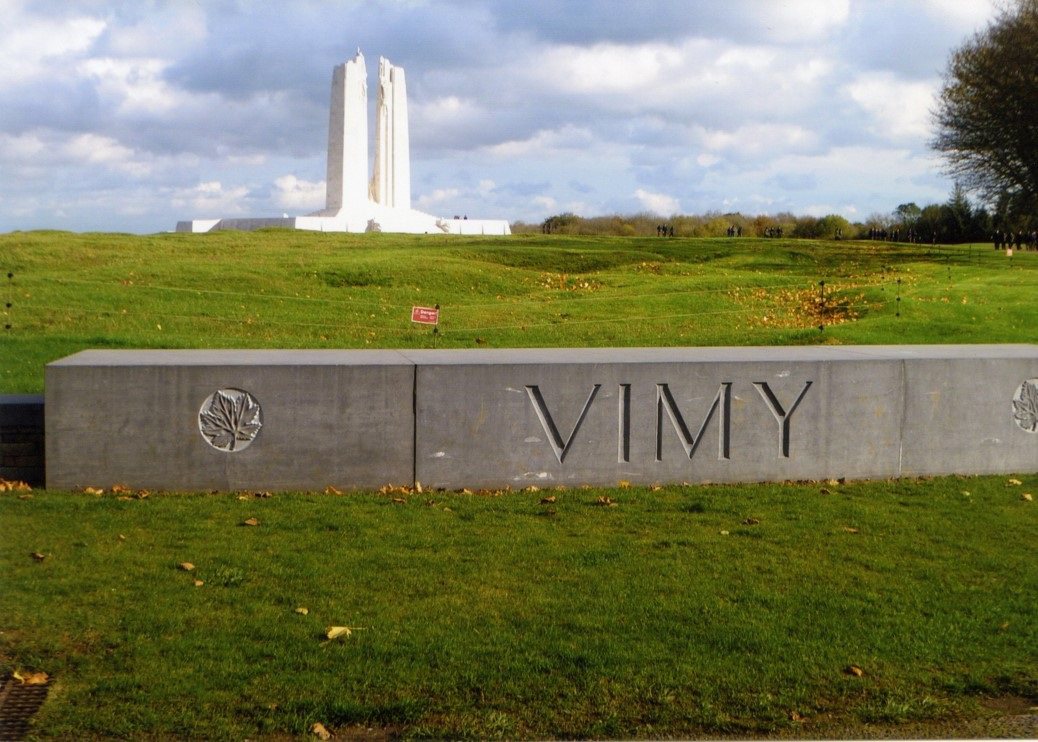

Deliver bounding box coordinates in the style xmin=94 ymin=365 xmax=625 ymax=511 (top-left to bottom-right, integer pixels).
xmin=177 ymin=50 xmax=510 ymax=235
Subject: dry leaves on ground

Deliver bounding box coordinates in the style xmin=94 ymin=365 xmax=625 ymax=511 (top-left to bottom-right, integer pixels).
xmin=325 ymin=626 xmax=361 ymax=641
xmin=242 ymin=517 xmax=259 ymax=526
xmin=178 ymin=562 xmax=195 ymax=571
xmin=13 ymin=670 xmax=49 ymax=685
xmin=1 ymin=478 xmax=32 ymax=492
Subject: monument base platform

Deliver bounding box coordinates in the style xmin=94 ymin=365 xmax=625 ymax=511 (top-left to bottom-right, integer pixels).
xmin=176 ymin=201 xmax=511 ymax=235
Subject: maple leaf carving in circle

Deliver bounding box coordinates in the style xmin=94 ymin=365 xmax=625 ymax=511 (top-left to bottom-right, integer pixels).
xmin=1012 ymin=378 xmax=1038 ymax=433
xmin=198 ymin=388 xmax=263 ymax=451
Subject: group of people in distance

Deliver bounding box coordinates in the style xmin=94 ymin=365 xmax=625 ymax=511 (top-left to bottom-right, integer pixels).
xmin=866 ymin=227 xmax=934 ymax=243
xmin=993 ymin=230 xmax=1038 ymax=250
xmin=655 ymin=224 xmax=675 ymax=236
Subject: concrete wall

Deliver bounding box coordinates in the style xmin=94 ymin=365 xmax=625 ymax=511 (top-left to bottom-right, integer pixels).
xmin=45 ymin=346 xmax=1038 ymax=491
xmin=1 ymin=394 xmax=45 ymax=485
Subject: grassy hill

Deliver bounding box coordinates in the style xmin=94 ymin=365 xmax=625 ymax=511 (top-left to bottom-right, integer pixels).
xmin=1 ymin=230 xmax=1035 ymax=739
xmin=2 ymin=229 xmax=1036 ymax=392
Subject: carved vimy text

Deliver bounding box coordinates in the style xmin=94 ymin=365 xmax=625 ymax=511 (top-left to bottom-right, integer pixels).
xmin=525 ymin=381 xmax=813 ymax=464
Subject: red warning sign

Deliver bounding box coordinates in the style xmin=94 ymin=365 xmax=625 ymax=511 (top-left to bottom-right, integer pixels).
xmin=411 ymin=306 xmax=440 ymax=325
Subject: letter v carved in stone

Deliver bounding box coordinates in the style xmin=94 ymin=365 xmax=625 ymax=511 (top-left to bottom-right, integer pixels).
xmin=525 ymin=384 xmax=601 ymax=463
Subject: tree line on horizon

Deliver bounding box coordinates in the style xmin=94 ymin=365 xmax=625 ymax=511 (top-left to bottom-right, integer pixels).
xmin=516 ymin=185 xmax=995 ymax=243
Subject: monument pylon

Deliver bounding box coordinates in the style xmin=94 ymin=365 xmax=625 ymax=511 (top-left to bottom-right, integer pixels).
xmin=371 ymin=57 xmax=410 ymax=210
xmin=176 ymin=50 xmax=509 ymax=235
xmin=322 ymin=49 xmax=368 ymax=214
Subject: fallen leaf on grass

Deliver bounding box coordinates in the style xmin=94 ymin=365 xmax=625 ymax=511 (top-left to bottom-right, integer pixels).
xmin=844 ymin=664 xmax=864 ymax=677
xmin=595 ymin=496 xmax=617 ymax=507
xmin=111 ymin=484 xmax=132 ymax=494
xmin=841 ymin=526 xmax=860 ymax=534
xmin=324 ymin=485 xmax=342 ymax=495
xmin=719 ymin=530 xmax=730 ymax=536
xmin=325 ymin=626 xmax=363 ymax=641
xmin=1023 ymin=493 xmax=1033 ymax=501
xmin=237 ymin=494 xmax=250 ymax=501
xmin=118 ymin=534 xmax=126 ymax=541
xmin=84 ymin=486 xmax=104 ymax=495
xmin=193 ymin=579 xmax=204 ymax=587
xmin=18 ymin=494 xmax=33 ymax=500
xmin=30 ymin=552 xmax=46 ymax=562
xmin=790 ymin=710 xmax=805 ymax=722
xmin=242 ymin=517 xmax=259 ymax=527
xmin=540 ymin=495 xmax=557 ymax=504
xmin=742 ymin=517 xmax=760 ymax=526
xmin=253 ymin=491 xmax=272 ymax=498
xmin=525 ymin=485 xmax=540 ymax=493
xmin=415 ymin=481 xmax=423 ymax=494
xmin=1007 ymin=478 xmax=1023 ymax=486
xmin=617 ymin=480 xmax=631 ymax=489
xmin=0 ymin=478 xmax=32 ymax=492
xmin=178 ymin=562 xmax=195 ymax=571
xmin=117 ymin=496 xmax=132 ymax=501
xmin=13 ymin=670 xmax=48 ymax=685
xmin=295 ymin=607 xmax=309 ymax=615
xmin=391 ymin=498 xmax=406 ymax=505
xmin=311 ymin=722 xmax=331 ymax=740
xmin=819 ymin=487 xmax=831 ymax=495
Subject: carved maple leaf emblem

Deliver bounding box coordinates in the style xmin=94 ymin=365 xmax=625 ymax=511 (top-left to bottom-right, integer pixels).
xmin=1013 ymin=379 xmax=1038 ymax=433
xmin=199 ymin=389 xmax=262 ymax=451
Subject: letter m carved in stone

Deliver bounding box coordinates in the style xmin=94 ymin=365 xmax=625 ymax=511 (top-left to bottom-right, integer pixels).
xmin=656 ymin=383 xmax=732 ymax=461
xmin=525 ymin=385 xmax=601 ymax=463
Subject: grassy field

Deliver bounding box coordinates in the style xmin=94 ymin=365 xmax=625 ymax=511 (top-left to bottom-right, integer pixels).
xmin=1 ymin=230 xmax=1036 ymax=738
xmin=1 ymin=229 xmax=1036 ymax=392
xmin=2 ymin=477 xmax=1036 ymax=739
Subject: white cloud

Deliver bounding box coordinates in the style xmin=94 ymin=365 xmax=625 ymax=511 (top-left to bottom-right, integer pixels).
xmin=539 ymin=42 xmax=684 ymax=94
xmin=415 ymin=187 xmax=460 ymax=211
xmin=845 ymin=73 xmax=937 ymax=140
xmin=0 ymin=9 xmax=106 ymax=87
xmin=273 ymin=174 xmax=324 ymax=212
xmin=485 ymin=125 xmax=594 ymax=158
xmin=696 ymin=123 xmax=817 ymax=158
xmin=755 ymin=0 xmax=850 ymax=40
xmin=171 ymin=181 xmax=250 ymax=216
xmin=634 ymin=188 xmax=679 ymax=215
xmin=532 ymin=195 xmax=557 ymax=211
xmin=77 ymin=57 xmax=182 ymax=115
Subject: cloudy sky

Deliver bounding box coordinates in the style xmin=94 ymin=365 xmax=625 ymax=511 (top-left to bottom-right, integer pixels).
xmin=0 ymin=0 xmax=998 ymax=233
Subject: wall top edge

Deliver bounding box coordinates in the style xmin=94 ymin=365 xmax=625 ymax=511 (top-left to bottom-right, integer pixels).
xmin=46 ymin=344 xmax=1038 ymax=369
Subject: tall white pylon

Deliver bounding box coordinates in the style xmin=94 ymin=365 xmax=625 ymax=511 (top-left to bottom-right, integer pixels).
xmin=370 ymin=57 xmax=411 ymax=210
xmin=323 ymin=49 xmax=368 ymax=213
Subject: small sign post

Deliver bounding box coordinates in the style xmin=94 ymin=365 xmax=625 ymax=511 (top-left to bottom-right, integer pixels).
xmin=411 ymin=306 xmax=439 ymax=325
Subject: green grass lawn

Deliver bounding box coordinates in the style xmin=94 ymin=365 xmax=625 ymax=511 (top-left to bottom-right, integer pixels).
xmin=1 ymin=230 xmax=1036 ymax=393
xmin=3 ymin=477 xmax=1036 ymax=739
xmin=1 ymin=230 xmax=1036 ymax=738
